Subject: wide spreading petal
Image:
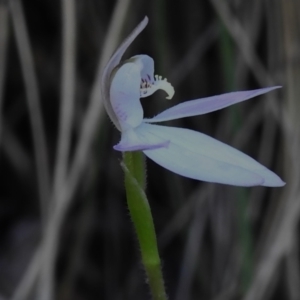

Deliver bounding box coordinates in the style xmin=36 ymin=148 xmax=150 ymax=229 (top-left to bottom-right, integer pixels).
xmin=144 ymin=86 xmax=281 ymax=123
xmin=101 ymin=17 xmax=149 ymax=130
xmin=132 ymin=123 xmax=285 ymax=187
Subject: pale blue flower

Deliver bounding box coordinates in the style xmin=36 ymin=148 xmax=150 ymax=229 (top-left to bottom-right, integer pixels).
xmin=101 ymin=17 xmax=285 ymax=187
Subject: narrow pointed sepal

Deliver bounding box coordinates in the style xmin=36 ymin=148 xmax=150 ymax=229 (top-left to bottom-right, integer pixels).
xmin=137 ymin=123 xmax=285 ymax=187
xmin=144 ymin=86 xmax=281 ymax=123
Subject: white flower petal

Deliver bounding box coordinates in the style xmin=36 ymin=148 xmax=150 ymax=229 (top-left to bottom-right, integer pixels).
xmin=110 ymin=63 xmax=144 ymax=130
xmin=136 ymin=123 xmax=285 ymax=187
xmin=131 ymin=55 xmax=155 ymax=82
xmin=131 ymin=55 xmax=175 ymax=99
xmin=101 ymin=17 xmax=148 ymax=130
xmin=144 ymin=87 xmax=281 ymax=123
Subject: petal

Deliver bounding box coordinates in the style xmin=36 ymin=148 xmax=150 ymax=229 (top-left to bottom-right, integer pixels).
xmin=113 ymin=128 xmax=169 ymax=151
xmin=144 ymin=86 xmax=281 ymax=123
xmin=110 ymin=62 xmax=144 ymax=130
xmin=136 ymin=123 xmax=285 ymax=187
xmin=101 ymin=17 xmax=149 ymax=130
xmin=131 ymin=55 xmax=175 ymax=99
xmin=131 ymin=55 xmax=155 ymax=82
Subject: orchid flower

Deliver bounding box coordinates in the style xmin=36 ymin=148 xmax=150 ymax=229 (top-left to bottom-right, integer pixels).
xmin=101 ymin=17 xmax=285 ymax=187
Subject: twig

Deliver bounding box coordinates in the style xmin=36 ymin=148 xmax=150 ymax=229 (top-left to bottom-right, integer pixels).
xmin=9 ymin=0 xmax=50 ymax=220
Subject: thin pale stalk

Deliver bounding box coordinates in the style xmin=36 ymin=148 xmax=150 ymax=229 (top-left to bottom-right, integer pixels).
xmin=53 ymin=0 xmax=76 ymax=197
xmin=11 ymin=1 xmax=133 ymax=299
xmin=9 ymin=0 xmax=50 ymax=220
xmin=122 ymin=151 xmax=167 ymax=300
xmin=37 ymin=195 xmax=68 ymax=300
xmin=39 ymin=1 xmax=77 ymax=299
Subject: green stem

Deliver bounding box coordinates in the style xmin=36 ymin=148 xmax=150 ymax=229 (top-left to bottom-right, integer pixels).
xmin=122 ymin=151 xmax=167 ymax=300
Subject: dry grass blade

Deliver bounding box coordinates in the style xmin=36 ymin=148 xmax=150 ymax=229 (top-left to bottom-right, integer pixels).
xmin=159 ymin=187 xmax=207 ymax=249
xmin=9 ymin=0 xmax=50 ymax=219
xmin=0 ymin=3 xmax=9 ymax=145
xmin=240 ymin=0 xmax=300 ymax=298
xmin=210 ymin=0 xmax=274 ymax=87
xmin=4 ymin=2 xmax=299 ymax=299
xmin=11 ymin=248 xmax=41 ymax=300
xmin=20 ymin=1 xmax=133 ymax=300
xmin=38 ymin=1 xmax=77 ymax=299
xmin=281 ymin=0 xmax=300 ymax=126
xmin=235 ymin=0 xmax=263 ymax=85
xmin=242 ymin=122 xmax=300 ymax=300
xmin=285 ymin=241 xmax=300 ymax=300
xmin=208 ymin=0 xmax=286 ymax=143
xmin=175 ymin=190 xmax=209 ymax=300
xmin=244 ymin=185 xmax=300 ymax=300
xmin=1 ymin=122 xmax=32 ymax=175
xmin=170 ymin=22 xmax=219 ymax=86
xmin=209 ymin=3 xmax=297 ymax=300
xmin=53 ymin=0 xmax=76 ymax=197
xmin=67 ymin=0 xmax=132 ymax=195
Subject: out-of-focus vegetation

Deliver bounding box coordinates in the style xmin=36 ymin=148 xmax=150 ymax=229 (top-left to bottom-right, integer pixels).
xmin=0 ymin=0 xmax=299 ymax=299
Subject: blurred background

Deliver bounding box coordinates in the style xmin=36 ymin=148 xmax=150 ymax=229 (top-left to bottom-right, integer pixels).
xmin=0 ymin=0 xmax=299 ymax=299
